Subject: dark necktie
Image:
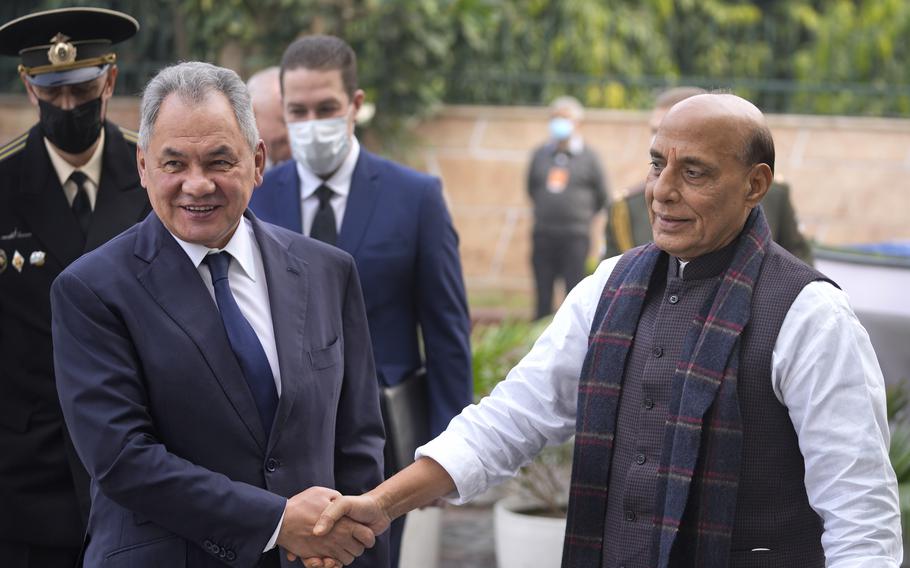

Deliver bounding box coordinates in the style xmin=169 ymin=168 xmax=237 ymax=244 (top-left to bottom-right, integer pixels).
xmin=204 ymin=252 xmax=278 ymax=435
xmin=69 ymin=171 xmax=92 ymax=236
xmin=309 ymin=185 xmax=337 ymax=245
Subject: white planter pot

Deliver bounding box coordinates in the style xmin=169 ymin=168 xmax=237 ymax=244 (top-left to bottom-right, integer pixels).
xmin=399 ymin=507 xmax=441 ymax=568
xmin=494 ymin=496 xmax=566 ymax=568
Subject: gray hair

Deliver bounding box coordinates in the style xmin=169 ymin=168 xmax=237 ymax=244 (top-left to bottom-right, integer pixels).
xmin=550 ymin=95 xmax=584 ymax=120
xmin=138 ymin=61 xmax=259 ymax=151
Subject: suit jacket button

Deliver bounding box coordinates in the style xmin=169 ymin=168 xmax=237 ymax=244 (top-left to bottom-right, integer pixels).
xmin=226 ymin=550 xmax=236 ymax=561
xmin=204 ymin=539 xmax=213 ymax=550
xmin=219 ymin=546 xmax=227 ymax=558
xmin=266 ymin=457 xmax=279 ymax=472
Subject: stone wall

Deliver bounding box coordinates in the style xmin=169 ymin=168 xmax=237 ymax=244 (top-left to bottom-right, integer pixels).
xmin=3 ymin=96 xmax=909 ymax=311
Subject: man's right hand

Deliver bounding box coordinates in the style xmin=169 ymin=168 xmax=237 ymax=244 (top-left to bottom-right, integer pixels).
xmin=311 ymin=457 xmax=456 ymax=542
xmin=276 ymin=487 xmax=376 ymax=567
xmin=312 ymin=494 xmax=392 ymax=538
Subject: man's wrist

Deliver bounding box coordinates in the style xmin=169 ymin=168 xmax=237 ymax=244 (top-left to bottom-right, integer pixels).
xmin=362 ymin=488 xmax=391 ymax=521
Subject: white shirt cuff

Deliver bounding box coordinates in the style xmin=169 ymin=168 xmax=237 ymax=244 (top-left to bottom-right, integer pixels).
xmin=416 ymin=430 xmax=492 ymax=505
xmin=264 ymin=510 xmax=285 ymax=552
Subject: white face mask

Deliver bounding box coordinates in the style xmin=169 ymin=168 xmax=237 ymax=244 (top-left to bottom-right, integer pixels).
xmin=287 ymin=111 xmax=352 ymax=176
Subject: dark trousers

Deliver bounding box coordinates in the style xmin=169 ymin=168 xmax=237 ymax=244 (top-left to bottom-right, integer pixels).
xmin=0 ymin=541 xmax=80 ymax=568
xmin=531 ymin=232 xmax=590 ymax=319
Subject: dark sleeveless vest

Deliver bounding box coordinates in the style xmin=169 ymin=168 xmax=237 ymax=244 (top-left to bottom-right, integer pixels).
xmin=600 ymin=242 xmax=828 ymax=568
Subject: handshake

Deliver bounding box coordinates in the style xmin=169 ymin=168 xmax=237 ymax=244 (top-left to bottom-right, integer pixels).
xmin=275 ymin=486 xmax=390 ymax=568
xmin=275 ymin=457 xmax=454 ymax=567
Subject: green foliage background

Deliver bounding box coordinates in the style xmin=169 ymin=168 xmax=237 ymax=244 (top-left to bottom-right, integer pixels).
xmin=2 ymin=0 xmax=909 ymax=145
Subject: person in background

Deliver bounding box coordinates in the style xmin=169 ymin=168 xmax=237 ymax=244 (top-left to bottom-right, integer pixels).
xmin=605 ymin=86 xmax=813 ymax=264
xmin=247 ymin=66 xmax=291 ymax=169
xmin=0 ymin=8 xmax=150 ymax=566
xmin=311 ymin=94 xmax=901 ymax=568
xmin=249 ymin=35 xmax=472 ymax=568
xmin=527 ymin=95 xmax=609 ymax=319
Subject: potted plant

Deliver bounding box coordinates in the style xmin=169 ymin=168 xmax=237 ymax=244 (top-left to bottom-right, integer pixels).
xmin=471 ymin=318 xmax=572 ymax=568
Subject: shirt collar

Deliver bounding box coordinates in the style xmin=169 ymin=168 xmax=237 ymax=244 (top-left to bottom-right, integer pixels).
xmin=45 ymin=127 xmax=105 ymax=187
xmin=672 ymin=238 xmax=739 ymax=281
xmin=297 ymin=136 xmax=361 ymax=201
xmin=171 ymin=216 xmax=259 ymax=282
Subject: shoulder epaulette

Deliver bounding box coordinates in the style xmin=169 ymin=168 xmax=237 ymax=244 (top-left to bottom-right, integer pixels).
xmin=118 ymin=125 xmax=139 ymax=144
xmin=0 ymin=131 xmax=29 ymax=163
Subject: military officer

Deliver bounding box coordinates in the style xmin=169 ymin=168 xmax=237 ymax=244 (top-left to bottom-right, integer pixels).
xmin=0 ymin=8 xmax=149 ymax=567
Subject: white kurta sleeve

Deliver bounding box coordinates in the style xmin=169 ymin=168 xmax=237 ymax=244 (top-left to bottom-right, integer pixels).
xmin=773 ymin=281 xmax=902 ymax=567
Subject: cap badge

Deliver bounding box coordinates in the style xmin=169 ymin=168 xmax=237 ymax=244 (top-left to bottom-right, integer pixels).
xmin=0 ymin=249 xmax=7 ymax=274
xmin=47 ymin=33 xmax=77 ymax=66
xmin=29 ymin=251 xmax=46 ymax=267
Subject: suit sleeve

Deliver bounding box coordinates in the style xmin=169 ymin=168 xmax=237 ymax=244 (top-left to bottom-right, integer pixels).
xmin=335 ymin=257 xmax=389 ymax=567
xmin=416 ymin=180 xmax=473 ymax=435
xmin=52 ymin=270 xmax=284 ymax=567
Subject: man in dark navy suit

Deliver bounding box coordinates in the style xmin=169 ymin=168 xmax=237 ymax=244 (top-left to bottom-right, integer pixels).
xmin=249 ymin=35 xmax=473 ymax=568
xmin=0 ymin=8 xmax=150 ymax=567
xmin=52 ymin=61 xmax=387 ymax=568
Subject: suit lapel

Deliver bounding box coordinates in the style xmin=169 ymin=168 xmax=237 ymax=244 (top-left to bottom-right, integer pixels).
xmin=337 ymin=151 xmax=381 ymax=255
xmin=85 ymin=122 xmax=149 ymax=252
xmin=134 ymin=214 xmax=268 ymax=450
xmin=250 ymin=213 xmax=308 ymax=447
xmin=13 ymin=126 xmax=85 ymax=267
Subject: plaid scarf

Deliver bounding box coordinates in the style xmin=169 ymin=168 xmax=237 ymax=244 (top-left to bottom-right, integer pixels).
xmin=562 ymin=207 xmax=771 ymax=567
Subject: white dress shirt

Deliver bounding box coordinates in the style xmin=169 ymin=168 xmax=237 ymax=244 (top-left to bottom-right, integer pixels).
xmin=418 ymin=256 xmax=903 ymax=567
xmin=171 ymin=217 xmax=281 ymax=394
xmin=46 ymin=127 xmax=105 ymax=210
xmin=171 ymin=218 xmax=285 ymax=551
xmin=297 ymin=137 xmax=361 ymax=235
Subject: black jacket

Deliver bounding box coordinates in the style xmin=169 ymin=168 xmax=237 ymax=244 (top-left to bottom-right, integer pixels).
xmin=0 ymin=120 xmax=150 ymax=547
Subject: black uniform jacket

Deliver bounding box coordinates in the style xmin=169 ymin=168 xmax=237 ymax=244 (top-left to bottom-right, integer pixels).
xmin=0 ymin=120 xmax=150 ymax=547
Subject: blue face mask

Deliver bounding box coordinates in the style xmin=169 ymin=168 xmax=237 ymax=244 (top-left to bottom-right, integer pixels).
xmin=549 ymin=117 xmax=574 ymax=141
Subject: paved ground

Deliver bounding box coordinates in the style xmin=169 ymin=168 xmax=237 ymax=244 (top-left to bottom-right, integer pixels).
xmin=438 ymin=504 xmax=496 ymax=568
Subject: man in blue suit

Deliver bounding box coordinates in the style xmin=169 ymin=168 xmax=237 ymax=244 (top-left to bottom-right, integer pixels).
xmin=51 ymin=61 xmax=386 ymax=568
xmin=249 ymin=35 xmax=473 ymax=568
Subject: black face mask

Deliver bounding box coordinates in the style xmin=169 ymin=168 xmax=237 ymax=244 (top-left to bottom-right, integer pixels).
xmin=38 ymin=96 xmax=103 ymax=154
